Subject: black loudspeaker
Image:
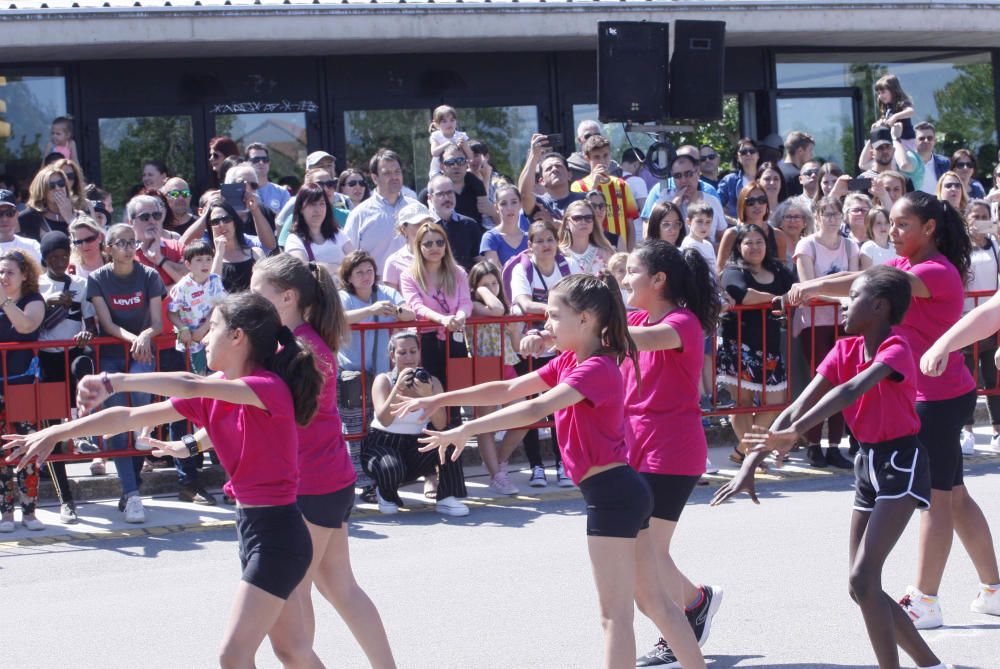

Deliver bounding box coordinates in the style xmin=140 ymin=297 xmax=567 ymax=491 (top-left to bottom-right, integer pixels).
xmin=669 ymin=20 xmax=726 ymax=121
xmin=598 ymin=21 xmax=669 ymax=124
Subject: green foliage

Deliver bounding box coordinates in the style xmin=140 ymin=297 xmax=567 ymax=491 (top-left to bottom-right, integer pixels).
xmin=931 ymin=63 xmax=998 ymax=177
xmin=664 ymin=95 xmax=742 ymax=155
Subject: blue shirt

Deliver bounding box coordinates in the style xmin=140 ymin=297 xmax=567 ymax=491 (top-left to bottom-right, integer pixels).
xmin=337 ymin=285 xmax=405 ymax=375
xmin=257 ymin=182 xmax=291 ymax=215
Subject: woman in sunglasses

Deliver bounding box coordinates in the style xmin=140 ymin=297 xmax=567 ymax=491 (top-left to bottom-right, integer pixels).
xmin=936 ymin=171 xmax=968 ymax=213
xmin=950 ymin=149 xmax=986 ymax=200
xmin=17 ymin=166 xmax=79 ymax=241
xmin=203 ymin=197 xmax=266 ymax=293
xmin=337 ymin=169 xmax=370 ymax=210
xmin=718 ymin=138 xmax=760 ymax=218
xmin=53 ymin=158 xmax=91 ymax=213
xmin=715 ymin=181 xmax=788 ymax=276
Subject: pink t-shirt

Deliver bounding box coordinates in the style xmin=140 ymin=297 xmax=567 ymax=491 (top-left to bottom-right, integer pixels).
xmin=816 ymin=332 xmax=920 ymax=443
xmin=887 ymin=254 xmax=976 ymax=401
xmin=621 ymin=308 xmax=706 ymax=476
xmin=294 ymin=323 xmax=356 ymax=495
xmin=536 ymin=351 xmax=629 ymax=484
xmin=171 ymin=370 xmax=299 ymax=506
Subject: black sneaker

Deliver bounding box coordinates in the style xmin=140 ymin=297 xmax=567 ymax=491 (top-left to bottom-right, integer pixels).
xmin=807 ymin=444 xmax=828 ymax=468
xmin=359 ymin=485 xmax=377 ymax=504
xmin=179 ymin=484 xmax=217 ymax=506
xmin=686 ymin=584 xmax=724 ymax=647
xmin=636 ymin=638 xmax=681 ymax=667
xmin=826 ymin=446 xmax=854 ymax=469
xmin=118 ymin=494 xmax=127 ymax=512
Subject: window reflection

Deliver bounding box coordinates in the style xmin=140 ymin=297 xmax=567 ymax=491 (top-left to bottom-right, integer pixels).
xmin=0 ymin=69 xmax=67 ymax=202
xmin=215 ymin=112 xmax=307 ymax=186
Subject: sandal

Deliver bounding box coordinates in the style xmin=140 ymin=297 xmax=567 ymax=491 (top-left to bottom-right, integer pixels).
xmin=728 ymin=447 xmax=745 ymax=465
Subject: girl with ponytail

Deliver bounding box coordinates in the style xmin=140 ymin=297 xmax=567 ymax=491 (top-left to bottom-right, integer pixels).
xmin=394 ymin=271 xmax=707 ymax=669
xmin=248 ymin=254 xmax=397 ymax=668
xmin=619 ymin=239 xmax=724 ymax=665
xmin=4 ymin=292 xmax=324 ymax=667
xmin=787 ymin=190 xmax=999 ymax=628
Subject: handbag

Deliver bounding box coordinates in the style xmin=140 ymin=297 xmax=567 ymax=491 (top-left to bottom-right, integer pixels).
xmin=41 ymin=276 xmax=73 ymax=332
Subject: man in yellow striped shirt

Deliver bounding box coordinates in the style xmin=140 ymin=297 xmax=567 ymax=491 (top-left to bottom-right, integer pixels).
xmin=570 ymin=135 xmax=639 ymax=250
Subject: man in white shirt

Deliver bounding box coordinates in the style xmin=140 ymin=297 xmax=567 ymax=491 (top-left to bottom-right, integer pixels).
xmin=343 ymin=149 xmax=417 ymax=272
xmin=0 ymin=189 xmax=41 ymax=261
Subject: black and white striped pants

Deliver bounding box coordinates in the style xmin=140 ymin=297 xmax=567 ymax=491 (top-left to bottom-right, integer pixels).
xmin=361 ymin=428 xmax=468 ymax=506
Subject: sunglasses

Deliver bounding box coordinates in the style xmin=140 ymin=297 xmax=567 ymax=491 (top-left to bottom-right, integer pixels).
xmin=738 ymin=148 xmax=758 ymax=156
xmin=954 ymin=161 xmax=975 ymax=169
xmin=135 ymin=211 xmax=164 ymax=222
xmin=568 ymin=214 xmax=595 ymax=223
xmin=71 ymin=234 xmax=99 ymax=246
xmin=64 ymin=171 xmax=77 ymax=181
xmin=166 ymin=189 xmax=191 ymax=199
xmin=442 ymin=157 xmax=467 ymax=167
xmin=588 ymin=201 xmax=607 ymax=209
xmin=421 ymin=239 xmax=447 ymax=249
xmin=700 ymin=153 xmax=718 ymax=162
xmin=209 ymin=216 xmax=233 ymax=226
xmin=943 ymin=182 xmax=963 ymax=190
xmin=318 ymin=180 xmax=338 ymax=189
xmin=48 ymin=179 xmax=67 ymax=189
xmin=236 ymin=180 xmax=259 ymax=190
xmin=0 ymin=209 xmax=17 ymax=219
xmin=344 ymin=179 xmax=365 ymax=188
xmin=109 ymin=239 xmax=135 ymax=250
xmin=745 ymin=195 xmax=769 ymax=206
xmin=249 ymin=156 xmax=270 ymax=164
xmin=801 ymin=169 xmax=819 ymax=177
xmin=916 ymin=136 xmax=935 ymax=143
xmin=209 ymin=151 xmax=223 ymax=159
xmin=672 ymin=170 xmax=696 ymax=180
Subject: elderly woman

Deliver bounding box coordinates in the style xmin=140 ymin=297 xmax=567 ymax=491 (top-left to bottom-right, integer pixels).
xmin=17 ymin=165 xmax=78 ymax=240
xmin=770 ymin=198 xmax=813 ymax=272
xmin=841 ymin=192 xmax=873 ymax=245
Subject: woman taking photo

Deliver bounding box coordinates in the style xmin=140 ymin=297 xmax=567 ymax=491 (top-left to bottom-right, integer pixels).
xmin=818 ymin=162 xmax=845 ymax=202
xmin=718 ymin=138 xmax=760 ymax=218
xmin=283 ymin=182 xmax=353 ymax=278
xmin=559 ymin=199 xmax=615 ymax=274
xmin=480 ymin=183 xmax=527 ymax=270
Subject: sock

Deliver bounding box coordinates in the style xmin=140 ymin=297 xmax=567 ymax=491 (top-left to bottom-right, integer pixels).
xmin=685 ymin=586 xmax=705 ymax=612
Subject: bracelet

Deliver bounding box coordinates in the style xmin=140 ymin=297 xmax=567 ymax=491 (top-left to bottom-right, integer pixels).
xmin=100 ymin=371 xmax=115 ymax=395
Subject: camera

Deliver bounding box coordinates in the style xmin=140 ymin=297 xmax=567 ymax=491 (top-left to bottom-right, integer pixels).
xmin=410 ymin=367 xmax=431 ymax=385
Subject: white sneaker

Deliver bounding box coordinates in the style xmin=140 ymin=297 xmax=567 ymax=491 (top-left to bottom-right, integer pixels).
xmin=556 ymin=463 xmax=574 ymax=488
xmin=435 ymin=496 xmax=470 ymax=517
xmin=970 ymin=583 xmax=1000 ymax=616
xmin=989 ymin=434 xmax=1000 ymax=453
xmin=490 ymin=472 xmax=519 ymax=496
xmin=705 ymin=457 xmax=720 ymax=475
xmin=0 ymin=520 xmax=14 ymax=533
xmin=21 ymin=517 xmax=44 ymax=531
xmin=899 ymin=585 xmax=943 ymax=629
xmin=528 ymin=465 xmax=547 ymax=488
xmin=376 ymin=490 xmax=398 ymax=515
xmin=123 ymin=495 xmax=146 ymax=524
xmin=960 ymin=429 xmax=976 ymax=455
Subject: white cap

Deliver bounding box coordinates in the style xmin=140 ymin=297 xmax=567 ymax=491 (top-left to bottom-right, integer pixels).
xmin=306 ymin=150 xmax=336 ymax=169
xmin=397 ymin=202 xmax=434 ymax=227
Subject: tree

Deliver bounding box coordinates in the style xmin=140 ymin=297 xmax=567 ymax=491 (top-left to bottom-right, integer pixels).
xmin=931 ymin=63 xmax=998 ymax=176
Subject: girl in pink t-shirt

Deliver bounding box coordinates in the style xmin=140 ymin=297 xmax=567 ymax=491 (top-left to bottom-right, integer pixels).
xmin=785 ymin=191 xmax=998 ymax=631
xmin=716 ymin=266 xmax=952 ymax=669
xmin=396 ymin=272 xmax=707 ymax=669
xmin=619 ymin=239 xmax=724 ymax=661
xmin=3 ymin=292 xmax=326 ymax=668
xmin=249 ymin=254 xmax=397 ymax=667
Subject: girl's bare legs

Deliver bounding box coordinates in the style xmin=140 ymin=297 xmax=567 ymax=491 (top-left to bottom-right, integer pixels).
xmin=219 ymin=582 xmax=296 ymax=669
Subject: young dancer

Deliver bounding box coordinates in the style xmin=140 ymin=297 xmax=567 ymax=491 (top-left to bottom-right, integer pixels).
xmin=784 ymin=191 xmax=1000 ymax=628
xmin=620 ymin=240 xmax=724 ymax=666
xmin=4 ymin=292 xmax=324 ymax=669
xmin=395 ymin=272 xmax=705 ymax=669
xmin=713 ymin=266 xmax=950 ymax=669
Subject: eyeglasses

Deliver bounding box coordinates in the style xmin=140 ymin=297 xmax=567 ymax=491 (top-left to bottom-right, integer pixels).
xmin=249 ymin=156 xmax=270 ymax=164
xmin=700 ymin=153 xmax=718 ymax=162
xmin=134 ymin=211 xmax=164 ymax=222
xmin=64 ymin=171 xmax=77 ymax=181
xmin=744 ymin=195 xmax=768 ymax=206
xmin=848 ymin=207 xmax=869 ymax=215
xmin=942 ymin=182 xmax=963 ymax=190
xmin=442 ymin=157 xmax=467 ymax=167
xmin=738 ymin=148 xmax=758 ymax=156
xmin=433 ymin=190 xmax=456 ymax=198
xmin=568 ymin=214 xmax=595 ymax=223
xmin=109 ymin=239 xmax=135 ymax=250
xmin=421 ymin=239 xmax=447 ymax=249
xmin=801 ymin=169 xmax=819 ymax=177
xmin=782 ymin=213 xmax=804 ymax=220
xmin=344 ymin=179 xmax=365 ymax=188
xmin=318 ymin=180 xmax=338 ymax=189
xmin=821 ymin=211 xmax=841 ymax=220
xmin=209 ymin=216 xmax=233 ymax=226
xmin=71 ymin=234 xmax=99 ymax=246
xmin=0 ymin=209 xmax=16 ymax=219
xmin=588 ymin=201 xmax=607 ymax=209
xmin=954 ymin=161 xmax=975 ymax=169
xmin=48 ymin=179 xmax=67 ymax=189
xmin=672 ymin=170 xmax=696 ymax=180
xmin=236 ymin=180 xmax=259 ymax=190
xmin=166 ymin=189 xmax=191 ymax=199
xmin=916 ymin=136 xmax=935 ymax=143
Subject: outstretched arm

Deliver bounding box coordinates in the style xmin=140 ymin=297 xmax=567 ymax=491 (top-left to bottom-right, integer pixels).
xmin=393 ymin=372 xmax=550 ymax=420
xmin=78 ymin=372 xmax=265 ymax=416
xmin=922 ymin=291 xmax=1000 ymax=376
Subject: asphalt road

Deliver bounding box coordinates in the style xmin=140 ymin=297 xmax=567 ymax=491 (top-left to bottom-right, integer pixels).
xmin=3 ymin=466 xmax=998 ymax=668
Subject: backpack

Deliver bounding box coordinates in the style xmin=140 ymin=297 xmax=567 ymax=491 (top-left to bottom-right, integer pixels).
xmin=501 ymin=250 xmax=572 ymax=305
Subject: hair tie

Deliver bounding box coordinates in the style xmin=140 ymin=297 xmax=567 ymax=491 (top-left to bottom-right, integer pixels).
xmin=276 ymin=325 xmax=296 ymax=347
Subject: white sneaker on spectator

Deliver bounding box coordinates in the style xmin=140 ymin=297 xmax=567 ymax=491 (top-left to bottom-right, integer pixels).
xmin=528 ymin=465 xmax=547 ymax=488
xmin=556 ymin=463 xmax=574 ymax=488
xmin=970 ymin=583 xmax=1000 ymax=616
xmin=89 ymin=459 xmax=106 ymax=476
xmin=21 ymin=516 xmax=44 ymax=531
xmin=0 ymin=520 xmax=14 ymax=533
xmin=490 ymin=472 xmax=519 ymax=496
xmin=705 ymin=457 xmax=720 ymax=474
xmin=376 ymin=490 xmax=398 ymax=515
xmin=123 ymin=496 xmax=146 ymax=523
xmin=989 ymin=434 xmax=1000 ymax=453
xmin=961 ymin=429 xmax=976 ymax=455
xmin=899 ymin=585 xmax=943 ymax=629
xmin=435 ymin=496 xmax=470 ymax=517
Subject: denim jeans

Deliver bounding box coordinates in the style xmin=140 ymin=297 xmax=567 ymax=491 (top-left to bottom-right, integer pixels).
xmin=100 ymin=354 xmax=155 ymax=495
xmin=158 ymin=348 xmax=202 ymax=486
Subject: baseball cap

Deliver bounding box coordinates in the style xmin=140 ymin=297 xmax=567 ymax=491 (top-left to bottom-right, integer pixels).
xmin=0 ymin=189 xmax=16 ymax=209
xmin=306 ymin=151 xmax=336 ymax=169
xmin=397 ymin=202 xmax=434 ymax=227
xmin=870 ymin=127 xmax=893 ymax=148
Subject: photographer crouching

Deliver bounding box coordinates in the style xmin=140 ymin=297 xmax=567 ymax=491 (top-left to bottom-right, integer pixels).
xmin=362 ymin=331 xmax=470 ymax=517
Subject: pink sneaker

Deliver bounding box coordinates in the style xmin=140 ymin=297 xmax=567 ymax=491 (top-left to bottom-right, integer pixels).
xmin=490 ymin=472 xmax=519 ymax=496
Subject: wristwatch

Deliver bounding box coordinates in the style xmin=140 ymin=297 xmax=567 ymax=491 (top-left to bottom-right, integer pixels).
xmin=182 ymin=434 xmax=199 ymax=457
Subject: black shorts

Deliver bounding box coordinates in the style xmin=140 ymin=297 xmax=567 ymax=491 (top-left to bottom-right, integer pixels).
xmin=578 ymin=465 xmax=653 ymax=538
xmin=236 ymin=503 xmax=312 ymax=599
xmin=916 ymin=390 xmax=976 ymax=491
xmin=298 ymin=484 xmax=355 ymax=529
xmin=854 ymin=436 xmax=931 ymax=512
xmin=641 ymin=473 xmax=701 ymax=522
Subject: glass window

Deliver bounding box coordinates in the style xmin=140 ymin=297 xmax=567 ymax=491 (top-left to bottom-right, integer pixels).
xmin=99 ymin=116 xmax=194 ymax=220
xmin=572 ymin=104 xmax=657 ymax=160
xmin=0 ymin=68 xmax=67 ymax=201
xmin=214 ymin=112 xmax=307 ymax=187
xmin=776 ymin=52 xmax=996 ymax=172
xmin=459 ymin=106 xmax=538 ymax=185
xmin=343 ymin=108 xmax=428 ymax=191
xmin=777 ymin=96 xmax=855 ymax=169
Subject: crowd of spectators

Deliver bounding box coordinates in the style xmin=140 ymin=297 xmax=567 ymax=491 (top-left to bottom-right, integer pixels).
xmin=2 ymin=94 xmax=1000 ymax=530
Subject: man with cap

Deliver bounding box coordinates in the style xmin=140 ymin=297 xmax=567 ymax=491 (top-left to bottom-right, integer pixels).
xmin=0 ymin=189 xmax=42 ymax=262
xmin=36 ymin=230 xmax=99 ymax=524
xmin=859 ymin=123 xmax=919 ymax=186
xmin=383 ymin=201 xmax=433 ymax=290
xmin=306 ymin=150 xmax=336 ymax=173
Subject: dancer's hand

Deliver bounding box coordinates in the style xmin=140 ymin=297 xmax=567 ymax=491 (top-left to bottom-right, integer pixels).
xmin=391 ymin=393 xmax=442 ymax=421
xmin=2 ymin=427 xmax=60 ymax=471
xmin=920 ymin=342 xmax=950 ymax=377
xmin=418 ymin=425 xmax=471 ymax=464
xmin=77 ymin=374 xmax=111 ymax=415
xmin=710 ymin=460 xmax=760 ymax=506
xmin=742 ymin=424 xmax=798 ymax=458
xmin=141 ymin=436 xmax=188 ymax=458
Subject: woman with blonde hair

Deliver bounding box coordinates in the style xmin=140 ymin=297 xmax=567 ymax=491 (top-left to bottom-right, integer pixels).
xmin=559 ymin=199 xmax=615 ymax=274
xmin=68 ymin=216 xmax=107 ymax=278
xmin=938 ymin=170 xmax=969 ymax=212
xmin=52 ymin=157 xmax=90 ymax=211
xmin=17 ymin=166 xmax=79 ymax=240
